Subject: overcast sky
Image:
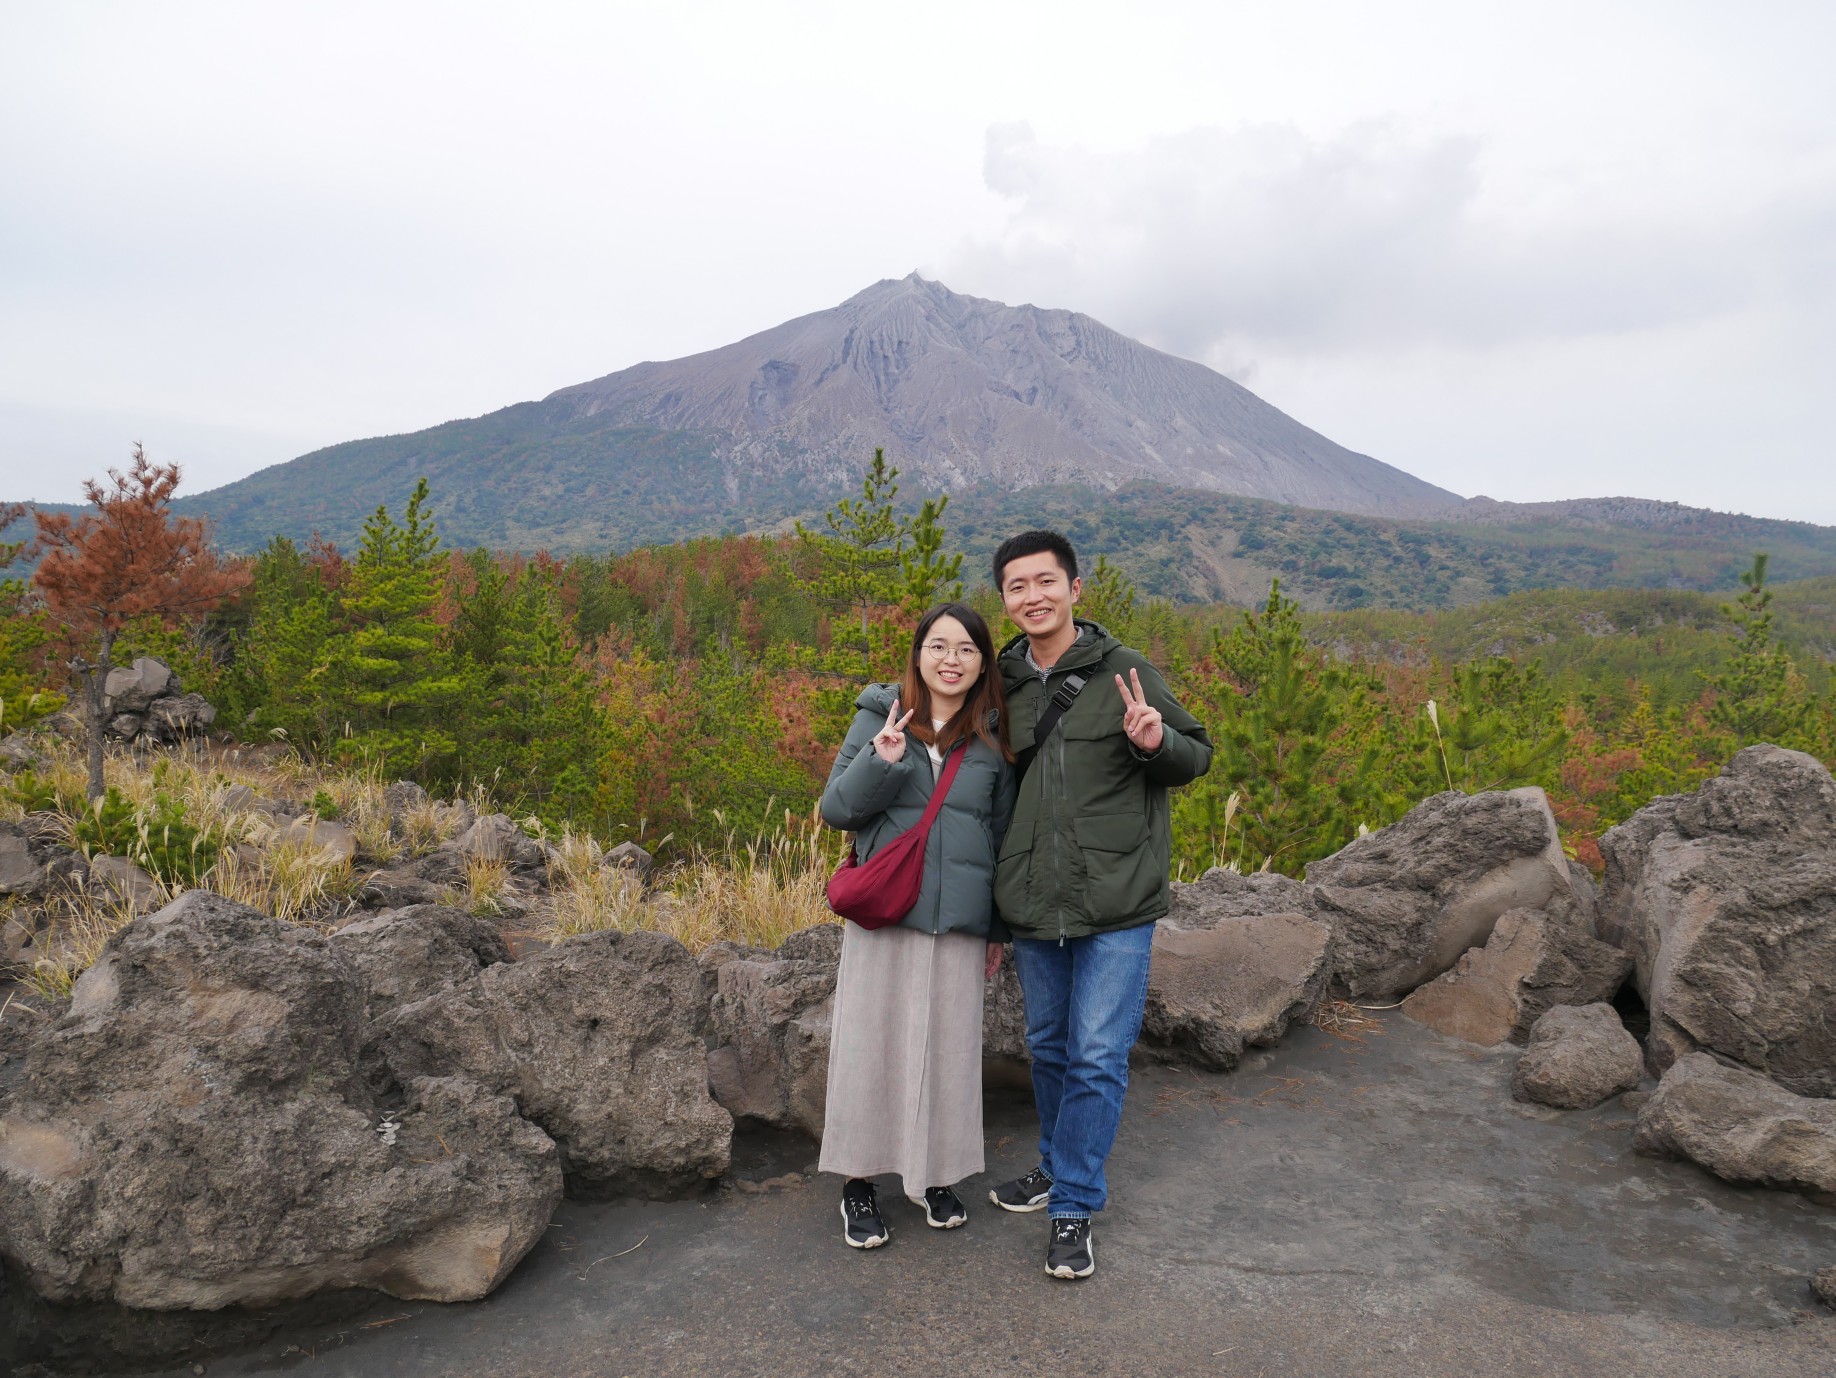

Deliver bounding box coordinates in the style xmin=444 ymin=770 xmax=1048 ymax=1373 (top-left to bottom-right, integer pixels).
xmin=3 ymin=1 xmax=1832 ymax=521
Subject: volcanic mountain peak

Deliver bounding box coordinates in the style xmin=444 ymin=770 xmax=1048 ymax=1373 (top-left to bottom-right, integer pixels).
xmin=548 ymin=274 xmax=1459 ymax=515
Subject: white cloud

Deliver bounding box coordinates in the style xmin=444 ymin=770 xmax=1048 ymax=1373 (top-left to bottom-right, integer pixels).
xmin=957 ymin=121 xmax=1834 ymax=358
xmin=947 ymin=119 xmax=1836 ymax=521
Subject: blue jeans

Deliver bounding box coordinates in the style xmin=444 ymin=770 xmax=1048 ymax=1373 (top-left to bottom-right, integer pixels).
xmin=1011 ymin=922 xmax=1156 ymax=1219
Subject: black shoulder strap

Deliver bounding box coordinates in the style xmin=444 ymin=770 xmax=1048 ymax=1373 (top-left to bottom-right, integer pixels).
xmin=1014 ymin=667 xmax=1093 ymax=783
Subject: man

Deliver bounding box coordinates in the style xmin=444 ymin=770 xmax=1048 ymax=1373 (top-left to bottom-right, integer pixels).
xmin=986 ymin=530 xmax=1213 ymax=1280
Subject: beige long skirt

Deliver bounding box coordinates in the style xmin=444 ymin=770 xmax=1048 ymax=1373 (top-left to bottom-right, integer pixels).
xmin=817 ymin=921 xmax=986 ymax=1193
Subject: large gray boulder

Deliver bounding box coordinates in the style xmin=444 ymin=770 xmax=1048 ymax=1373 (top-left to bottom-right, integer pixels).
xmin=101 ymin=657 xmax=175 ymax=714
xmin=1634 ymin=1052 xmax=1836 ymax=1199
xmin=1401 ymin=907 xmax=1632 ymax=1047
xmin=355 ymin=866 xmax=442 ymax=911
xmin=1510 ymin=1002 xmax=1643 ymax=1109
xmin=455 ymin=813 xmax=544 ymax=870
xmin=144 ymin=692 xmax=216 ymax=741
xmin=1306 ymin=787 xmax=1578 ymax=1001
xmin=373 ymin=927 xmax=732 ymax=1197
xmin=702 ymin=924 xmax=840 ymax=1137
xmin=330 ymin=903 xmax=511 ymax=1016
xmin=0 ymin=823 xmax=47 ymax=899
xmin=1598 ymin=746 xmax=1836 ymax=1095
xmin=1140 ymin=911 xmax=1332 ymax=1071
xmin=282 ymin=815 xmax=359 ymax=863
xmin=1169 ymin=868 xmax=1316 ymax=923
xmin=0 ymin=891 xmax=561 ymax=1311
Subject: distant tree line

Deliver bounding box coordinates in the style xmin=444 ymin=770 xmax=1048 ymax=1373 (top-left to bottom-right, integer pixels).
xmin=4 ymin=452 xmax=1832 ymax=872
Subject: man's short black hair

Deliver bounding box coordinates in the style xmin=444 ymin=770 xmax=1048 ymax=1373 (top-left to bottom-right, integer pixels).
xmin=993 ymin=530 xmax=1079 ymax=588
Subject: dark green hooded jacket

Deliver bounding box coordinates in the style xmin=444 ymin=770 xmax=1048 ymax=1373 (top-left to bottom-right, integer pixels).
xmin=994 ymin=619 xmax=1213 ymax=942
xmin=819 ymin=683 xmax=1017 ymax=939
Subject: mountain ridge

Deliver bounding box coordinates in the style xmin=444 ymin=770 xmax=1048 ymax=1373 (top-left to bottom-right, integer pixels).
xmin=545 ymin=273 xmax=1458 ymax=515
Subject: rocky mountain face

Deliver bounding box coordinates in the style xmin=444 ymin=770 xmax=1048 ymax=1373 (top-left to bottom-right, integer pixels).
xmin=548 ymin=273 xmax=1457 ymax=516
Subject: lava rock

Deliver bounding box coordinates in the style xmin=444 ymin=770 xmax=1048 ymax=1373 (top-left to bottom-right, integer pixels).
xmin=1510 ymin=1003 xmax=1643 ymax=1109
xmin=1306 ymin=787 xmax=1578 ymax=1001
xmin=1402 ymin=907 xmax=1632 ymax=1047
xmin=102 ymin=657 xmax=175 ymax=714
xmin=455 ymin=814 xmax=544 ymax=870
xmin=354 ymin=867 xmax=442 ymax=911
xmin=1633 ymin=1051 xmax=1836 ymax=1199
xmin=330 ymin=903 xmax=511 ymax=1016
xmin=604 ymin=840 xmax=654 ymax=879
xmin=372 ymin=927 xmax=732 ymax=1197
xmin=1140 ymin=911 xmax=1333 ymax=1071
xmin=1599 ymin=746 xmax=1836 ymax=1095
xmin=702 ymin=923 xmax=840 ymax=1137
xmin=0 ymin=891 xmax=561 ymax=1311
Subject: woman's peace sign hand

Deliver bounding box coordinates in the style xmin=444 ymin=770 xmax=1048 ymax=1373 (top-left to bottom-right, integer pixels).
xmin=873 ymin=697 xmax=917 ymax=763
xmin=1115 ymin=667 xmax=1164 ymax=753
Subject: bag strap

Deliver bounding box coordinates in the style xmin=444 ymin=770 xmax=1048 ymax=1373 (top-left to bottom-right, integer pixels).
xmin=1014 ymin=663 xmax=1098 ymax=783
xmin=914 ymin=740 xmax=968 ymax=837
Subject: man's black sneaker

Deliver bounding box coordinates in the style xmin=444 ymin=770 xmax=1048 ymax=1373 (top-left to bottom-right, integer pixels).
xmin=988 ymin=1165 xmax=1053 ymax=1212
xmin=840 ymin=1179 xmax=889 ymax=1249
xmin=913 ymin=1186 xmax=968 ymax=1229
xmin=1046 ymin=1217 xmax=1095 ymax=1279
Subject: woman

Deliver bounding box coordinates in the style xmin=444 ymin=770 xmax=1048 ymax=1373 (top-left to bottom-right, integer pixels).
xmin=818 ymin=602 xmax=1016 ymax=1248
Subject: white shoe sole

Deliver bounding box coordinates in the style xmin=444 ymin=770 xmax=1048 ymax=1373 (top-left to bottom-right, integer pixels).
xmin=1046 ymin=1234 xmax=1095 ymax=1279
xmin=910 ymin=1197 xmax=967 ymax=1229
xmin=988 ymin=1189 xmax=1051 ymax=1213
xmin=840 ymin=1200 xmax=888 ymax=1249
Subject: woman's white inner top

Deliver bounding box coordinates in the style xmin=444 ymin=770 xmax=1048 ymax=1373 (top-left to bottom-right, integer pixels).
xmin=927 ymin=719 xmax=947 ymax=768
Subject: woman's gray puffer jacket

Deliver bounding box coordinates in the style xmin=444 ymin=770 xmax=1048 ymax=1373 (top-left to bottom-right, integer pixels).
xmin=820 ymin=683 xmax=1016 ymax=939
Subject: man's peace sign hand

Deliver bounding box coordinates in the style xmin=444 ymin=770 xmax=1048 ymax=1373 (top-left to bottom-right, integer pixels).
xmin=1115 ymin=667 xmax=1164 ymax=753
xmin=873 ymin=697 xmax=917 ymax=763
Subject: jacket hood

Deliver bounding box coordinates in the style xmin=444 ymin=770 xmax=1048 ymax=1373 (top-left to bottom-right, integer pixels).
xmin=854 ymin=681 xmax=901 ymax=714
xmin=997 ymin=619 xmax=1122 ymax=672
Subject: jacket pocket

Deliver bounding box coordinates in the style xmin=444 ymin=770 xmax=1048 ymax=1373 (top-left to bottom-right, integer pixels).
xmin=1072 ymin=813 xmax=1155 ymax=923
xmin=993 ymin=817 xmax=1035 ymax=922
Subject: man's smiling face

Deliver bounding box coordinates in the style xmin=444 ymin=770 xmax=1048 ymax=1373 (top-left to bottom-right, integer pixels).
xmin=1000 ymin=550 xmax=1081 ymax=647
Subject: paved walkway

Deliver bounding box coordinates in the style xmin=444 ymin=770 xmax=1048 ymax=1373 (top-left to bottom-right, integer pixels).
xmin=133 ymin=1014 xmax=1836 ymax=1378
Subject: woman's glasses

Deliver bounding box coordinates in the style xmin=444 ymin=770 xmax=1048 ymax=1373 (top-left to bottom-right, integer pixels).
xmin=921 ymin=641 xmax=983 ymax=662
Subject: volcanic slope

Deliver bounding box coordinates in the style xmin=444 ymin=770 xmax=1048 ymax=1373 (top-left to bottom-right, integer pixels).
xmin=546 ymin=272 xmax=1456 ymax=514
xmin=168 ymin=274 xmax=1456 ymax=553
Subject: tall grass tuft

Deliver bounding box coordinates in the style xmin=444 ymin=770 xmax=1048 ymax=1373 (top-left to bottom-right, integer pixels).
xmin=22 ymin=890 xmax=140 ymax=1001
xmin=543 ymin=828 xmax=646 ymax=938
xmin=209 ymin=831 xmax=357 ymax=925
xmin=654 ymin=805 xmax=840 ymax=953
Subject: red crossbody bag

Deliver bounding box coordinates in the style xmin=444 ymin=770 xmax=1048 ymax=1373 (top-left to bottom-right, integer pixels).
xmin=825 ymin=743 xmax=966 ymax=929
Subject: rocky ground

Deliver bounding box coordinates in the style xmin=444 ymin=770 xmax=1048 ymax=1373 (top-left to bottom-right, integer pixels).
xmin=6 ymin=700 xmax=1836 ymax=1376
xmin=92 ymin=1016 xmax=1835 ymax=1378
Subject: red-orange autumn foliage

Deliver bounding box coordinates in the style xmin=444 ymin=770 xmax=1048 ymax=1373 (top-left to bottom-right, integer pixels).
xmin=33 ymin=446 xmax=247 ymax=796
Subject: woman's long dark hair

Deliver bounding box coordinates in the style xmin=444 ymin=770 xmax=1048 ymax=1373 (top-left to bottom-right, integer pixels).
xmin=898 ymin=602 xmax=1014 ymax=762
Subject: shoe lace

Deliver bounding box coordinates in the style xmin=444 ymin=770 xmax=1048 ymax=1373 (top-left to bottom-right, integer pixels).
xmin=1053 ymin=1219 xmax=1085 ymax=1243
xmin=845 ymin=1189 xmax=878 ymax=1219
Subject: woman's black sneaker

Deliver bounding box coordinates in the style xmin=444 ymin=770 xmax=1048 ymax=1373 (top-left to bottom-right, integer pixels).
xmin=840 ymin=1179 xmax=889 ymax=1249
xmin=1046 ymin=1216 xmax=1095 ymax=1279
xmin=988 ymin=1165 xmax=1053 ymax=1212
xmin=914 ymin=1186 xmax=968 ymax=1229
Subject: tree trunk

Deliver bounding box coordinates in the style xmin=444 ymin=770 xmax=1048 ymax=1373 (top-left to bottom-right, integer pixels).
xmin=84 ymin=628 xmax=115 ymax=803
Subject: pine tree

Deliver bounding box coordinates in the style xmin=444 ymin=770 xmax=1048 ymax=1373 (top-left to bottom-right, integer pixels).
xmin=1078 ymin=556 xmax=1139 ymax=641
xmin=794 ymin=449 xmax=907 ymax=665
xmin=898 ymin=495 xmax=963 ymax=614
xmin=1703 ymin=553 xmax=1816 ymax=747
xmin=460 ymin=563 xmax=601 ymax=821
xmin=329 ymin=478 xmax=463 ymax=775
xmin=1178 ymin=581 xmax=1377 ymax=876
